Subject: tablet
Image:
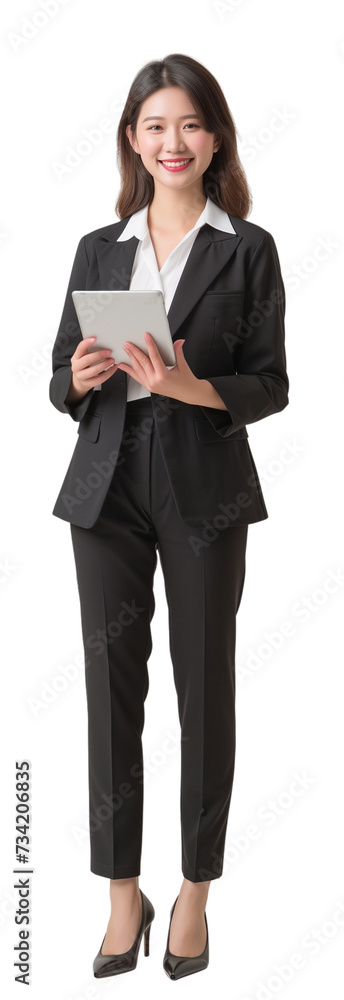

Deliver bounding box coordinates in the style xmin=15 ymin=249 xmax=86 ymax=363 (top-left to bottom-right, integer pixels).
xmin=71 ymin=289 xmax=177 ymax=369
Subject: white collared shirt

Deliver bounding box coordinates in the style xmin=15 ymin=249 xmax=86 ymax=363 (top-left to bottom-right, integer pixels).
xmin=117 ymin=196 xmax=236 ymax=400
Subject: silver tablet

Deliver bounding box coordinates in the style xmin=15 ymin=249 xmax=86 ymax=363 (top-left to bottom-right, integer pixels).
xmin=72 ymin=289 xmax=177 ymax=369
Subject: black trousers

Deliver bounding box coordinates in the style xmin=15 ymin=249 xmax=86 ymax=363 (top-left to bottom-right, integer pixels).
xmin=70 ymin=395 xmax=248 ymax=883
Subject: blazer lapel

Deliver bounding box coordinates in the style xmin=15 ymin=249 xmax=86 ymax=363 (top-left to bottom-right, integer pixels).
xmin=92 ymin=224 xmax=242 ymax=340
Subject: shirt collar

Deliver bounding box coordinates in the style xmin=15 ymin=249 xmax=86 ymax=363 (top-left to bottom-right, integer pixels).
xmin=117 ymin=196 xmax=236 ymax=241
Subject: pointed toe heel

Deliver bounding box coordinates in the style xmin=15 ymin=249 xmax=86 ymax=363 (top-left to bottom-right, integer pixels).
xmin=162 ymin=895 xmax=209 ymax=980
xmin=93 ymin=888 xmax=155 ymax=978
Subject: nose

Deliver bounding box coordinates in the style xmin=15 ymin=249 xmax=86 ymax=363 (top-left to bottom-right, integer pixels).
xmin=162 ymin=126 xmax=187 ymax=154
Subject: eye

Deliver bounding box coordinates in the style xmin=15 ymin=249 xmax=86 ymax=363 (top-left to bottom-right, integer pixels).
xmin=147 ymin=123 xmax=200 ymax=131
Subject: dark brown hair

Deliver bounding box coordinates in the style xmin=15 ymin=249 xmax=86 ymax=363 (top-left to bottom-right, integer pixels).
xmin=115 ymin=53 xmax=252 ymax=220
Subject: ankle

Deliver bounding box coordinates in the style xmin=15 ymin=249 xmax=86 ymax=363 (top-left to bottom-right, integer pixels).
xmin=109 ymin=877 xmax=141 ymax=904
xmin=179 ymin=878 xmax=210 ymax=906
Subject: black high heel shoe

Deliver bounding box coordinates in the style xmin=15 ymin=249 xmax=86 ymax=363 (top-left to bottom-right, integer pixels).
xmin=93 ymin=888 xmax=155 ymax=978
xmin=163 ymin=894 xmax=209 ymax=980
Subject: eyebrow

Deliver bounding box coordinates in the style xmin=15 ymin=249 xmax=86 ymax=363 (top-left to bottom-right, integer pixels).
xmin=142 ymin=114 xmax=201 ymax=122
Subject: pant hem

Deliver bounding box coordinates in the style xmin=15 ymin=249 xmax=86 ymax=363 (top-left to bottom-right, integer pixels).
xmin=182 ymin=865 xmax=223 ymax=882
xmin=91 ymin=861 xmax=141 ymax=879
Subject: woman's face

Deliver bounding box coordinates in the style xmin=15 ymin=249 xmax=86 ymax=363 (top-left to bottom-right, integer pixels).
xmin=126 ymin=86 xmax=220 ymax=193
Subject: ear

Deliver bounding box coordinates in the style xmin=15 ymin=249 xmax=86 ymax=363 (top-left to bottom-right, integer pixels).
xmin=213 ymin=135 xmax=222 ymax=153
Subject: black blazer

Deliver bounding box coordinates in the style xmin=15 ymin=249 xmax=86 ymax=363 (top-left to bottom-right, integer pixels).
xmin=49 ymin=213 xmax=289 ymax=529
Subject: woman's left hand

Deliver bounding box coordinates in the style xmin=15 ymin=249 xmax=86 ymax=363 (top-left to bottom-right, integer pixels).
xmin=116 ymin=332 xmax=201 ymax=404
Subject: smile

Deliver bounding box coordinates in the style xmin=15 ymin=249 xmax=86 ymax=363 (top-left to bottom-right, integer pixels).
xmin=158 ymin=159 xmax=194 ymax=172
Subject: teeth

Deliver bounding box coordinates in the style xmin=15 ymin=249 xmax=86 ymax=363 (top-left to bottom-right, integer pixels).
xmin=161 ymin=159 xmax=191 ymax=166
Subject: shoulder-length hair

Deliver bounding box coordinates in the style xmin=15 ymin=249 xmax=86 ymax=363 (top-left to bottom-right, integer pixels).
xmin=115 ymin=53 xmax=252 ymax=220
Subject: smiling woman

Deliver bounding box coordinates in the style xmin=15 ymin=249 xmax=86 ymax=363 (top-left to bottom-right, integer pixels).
xmin=127 ymin=94 xmax=219 ymax=192
xmin=49 ymin=51 xmax=288 ymax=984
xmin=116 ymin=52 xmax=251 ymax=220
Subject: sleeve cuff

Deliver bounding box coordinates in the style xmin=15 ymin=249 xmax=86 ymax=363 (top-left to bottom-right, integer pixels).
xmin=199 ymin=378 xmax=234 ymax=437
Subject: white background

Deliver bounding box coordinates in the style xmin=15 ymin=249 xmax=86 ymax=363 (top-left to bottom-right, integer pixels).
xmin=1 ymin=0 xmax=343 ymax=996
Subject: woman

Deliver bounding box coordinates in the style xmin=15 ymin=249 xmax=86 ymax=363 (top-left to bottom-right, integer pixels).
xmin=49 ymin=53 xmax=289 ymax=980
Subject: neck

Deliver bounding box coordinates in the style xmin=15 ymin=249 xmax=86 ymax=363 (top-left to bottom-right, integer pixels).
xmin=148 ymin=183 xmax=207 ymax=231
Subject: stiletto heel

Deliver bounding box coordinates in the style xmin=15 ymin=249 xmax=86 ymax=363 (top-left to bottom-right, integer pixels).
xmin=93 ymin=888 xmax=155 ymax=978
xmin=144 ymin=921 xmax=152 ymax=956
xmin=163 ymin=894 xmax=209 ymax=980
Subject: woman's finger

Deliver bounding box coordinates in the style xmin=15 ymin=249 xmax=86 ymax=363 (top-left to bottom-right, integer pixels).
xmin=75 ymin=350 xmax=115 ymax=372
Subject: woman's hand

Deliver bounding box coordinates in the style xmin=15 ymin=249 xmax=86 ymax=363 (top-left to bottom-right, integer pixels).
xmin=69 ymin=337 xmax=119 ymax=398
xmin=117 ymin=332 xmax=201 ymax=404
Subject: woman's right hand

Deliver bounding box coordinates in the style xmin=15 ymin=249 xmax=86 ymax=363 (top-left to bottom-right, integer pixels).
xmin=68 ymin=337 xmax=119 ymax=401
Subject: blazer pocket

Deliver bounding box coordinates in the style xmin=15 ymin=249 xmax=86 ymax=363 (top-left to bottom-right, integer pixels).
xmin=201 ymin=291 xmax=245 ymax=348
xmin=77 ymin=412 xmax=102 ymax=443
xmin=203 ymin=290 xmax=245 ymax=296
xmin=194 ymin=416 xmax=248 ymax=443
